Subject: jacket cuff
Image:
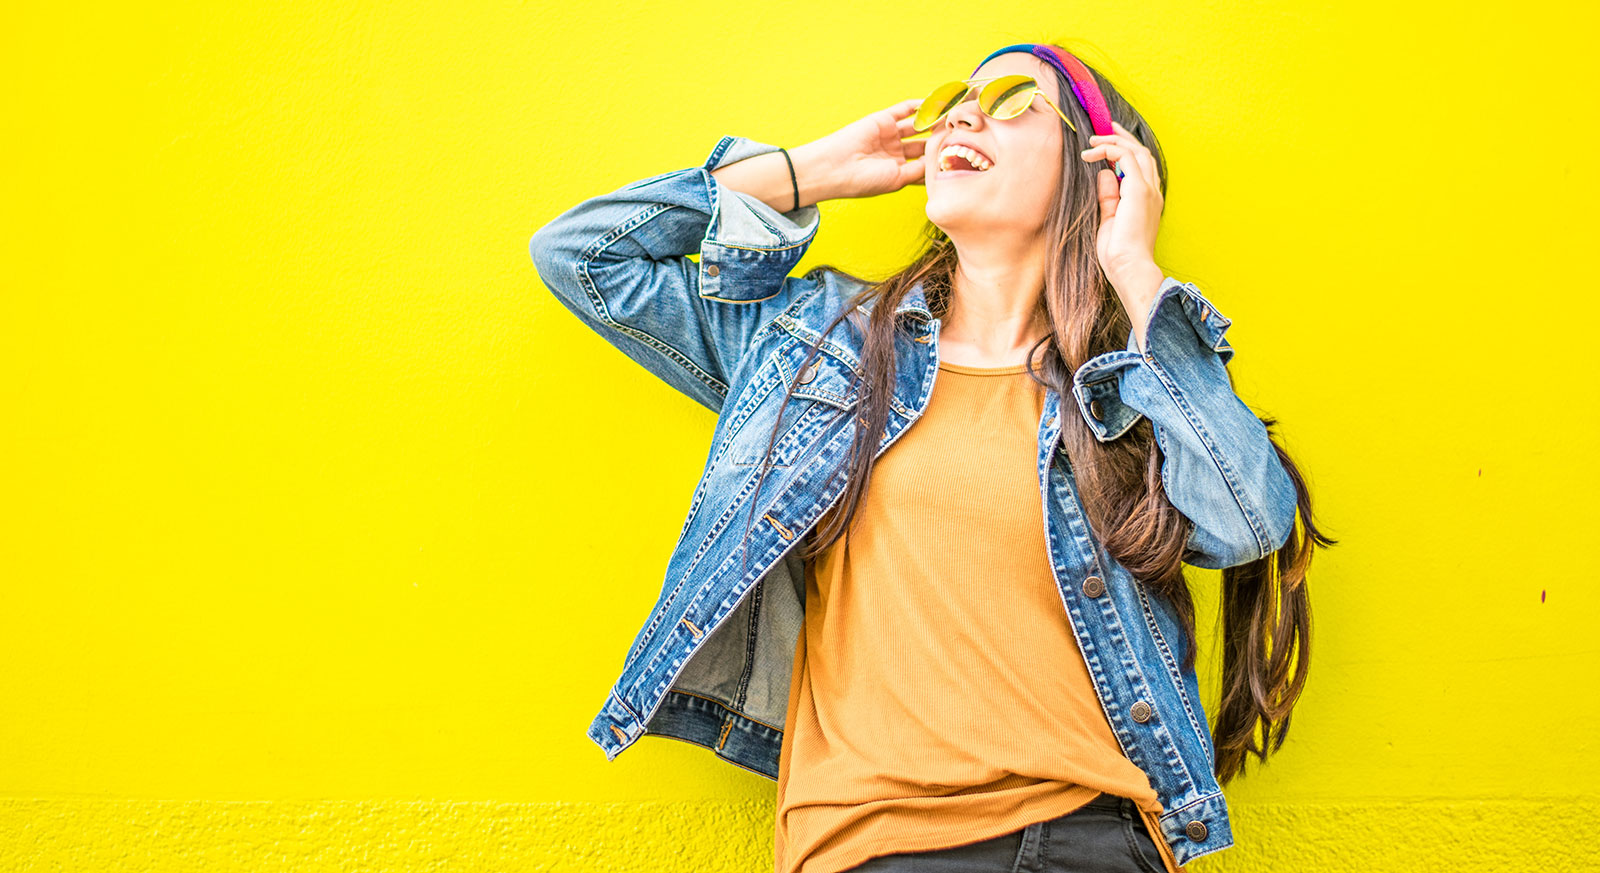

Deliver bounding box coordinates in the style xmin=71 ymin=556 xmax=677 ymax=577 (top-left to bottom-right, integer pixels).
xmin=1070 ymin=276 xmax=1235 ymax=440
xmin=696 ymin=135 xmax=822 ymax=302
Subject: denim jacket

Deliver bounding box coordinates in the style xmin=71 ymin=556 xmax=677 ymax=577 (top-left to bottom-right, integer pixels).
xmin=528 ymin=135 xmax=1298 ymax=866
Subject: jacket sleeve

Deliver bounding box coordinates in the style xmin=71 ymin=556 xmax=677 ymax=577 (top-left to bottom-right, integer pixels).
xmin=1068 ymin=277 xmax=1298 ymax=569
xmin=528 ymin=135 xmax=823 ymax=413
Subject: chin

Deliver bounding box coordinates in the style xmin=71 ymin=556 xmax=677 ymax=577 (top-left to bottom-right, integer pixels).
xmin=924 ymin=201 xmax=975 ymax=231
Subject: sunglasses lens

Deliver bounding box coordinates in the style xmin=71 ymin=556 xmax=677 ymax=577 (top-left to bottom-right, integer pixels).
xmin=915 ymin=80 xmax=972 ymax=131
xmin=979 ymin=74 xmax=1039 ymax=120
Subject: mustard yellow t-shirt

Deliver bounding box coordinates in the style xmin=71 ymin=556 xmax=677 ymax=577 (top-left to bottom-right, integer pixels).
xmin=773 ymin=359 xmax=1184 ymax=873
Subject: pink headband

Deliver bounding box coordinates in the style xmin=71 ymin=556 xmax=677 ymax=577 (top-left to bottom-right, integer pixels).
xmin=970 ymin=43 xmax=1116 ymax=138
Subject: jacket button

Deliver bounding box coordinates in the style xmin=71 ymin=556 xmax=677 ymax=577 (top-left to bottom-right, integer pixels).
xmin=1185 ymin=820 xmax=1208 ymax=841
xmin=1130 ymin=700 xmax=1153 ymax=723
xmin=798 ymin=360 xmax=819 ymax=383
xmin=1081 ymin=575 xmax=1105 ymax=597
xmin=1088 ymin=399 xmax=1103 ymax=420
xmin=706 ymin=264 xmax=719 ymax=277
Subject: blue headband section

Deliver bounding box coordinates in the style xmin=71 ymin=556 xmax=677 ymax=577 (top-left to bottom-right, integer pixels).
xmin=971 ymin=43 xmax=1068 ymax=81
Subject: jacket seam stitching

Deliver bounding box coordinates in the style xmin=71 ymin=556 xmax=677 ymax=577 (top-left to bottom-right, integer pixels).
xmin=1139 ymin=350 xmax=1269 ymax=559
xmin=700 ymin=287 xmax=786 ymax=304
xmin=1039 ymin=467 xmax=1147 ymax=775
xmin=666 ymin=688 xmax=787 ymax=733
xmin=1135 ymin=582 xmax=1209 ymax=752
xmin=775 ymin=319 xmax=918 ymax=420
xmin=641 ymin=709 xmax=778 ymax=780
xmin=775 ymin=347 xmax=861 ymax=413
xmin=624 ymin=452 xmax=782 ymax=688
xmin=609 ymin=688 xmax=642 ymax=723
xmin=577 ymin=202 xmax=730 ymax=402
xmin=710 ymin=239 xmax=811 ymax=253
xmin=1158 ymin=791 xmax=1225 ymax=822
xmin=630 ymin=431 xmax=855 ymax=732
xmin=731 ymin=574 xmax=763 ymax=709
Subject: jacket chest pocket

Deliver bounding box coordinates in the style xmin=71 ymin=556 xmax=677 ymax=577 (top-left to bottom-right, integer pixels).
xmin=732 ymin=341 xmax=862 ymax=468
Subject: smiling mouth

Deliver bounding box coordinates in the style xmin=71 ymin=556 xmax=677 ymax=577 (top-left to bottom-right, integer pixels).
xmin=936 ymin=155 xmax=992 ymax=176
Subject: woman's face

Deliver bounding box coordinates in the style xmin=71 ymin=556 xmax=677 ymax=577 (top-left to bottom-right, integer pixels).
xmin=924 ymin=54 xmax=1068 ymax=241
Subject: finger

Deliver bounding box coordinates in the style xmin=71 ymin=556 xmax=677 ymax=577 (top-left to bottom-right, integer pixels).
xmin=1085 ymin=136 xmax=1138 ymax=164
xmin=1106 ymin=120 xmax=1147 ymax=150
xmin=1088 ymin=126 xmax=1149 ymax=160
xmin=1098 ymin=130 xmax=1157 ymax=173
xmin=896 ymin=117 xmax=929 ymax=159
xmin=1091 ymin=124 xmax=1159 ymax=192
xmin=1079 ymin=143 xmax=1132 ymax=177
xmin=1108 ymin=125 xmax=1155 ymax=179
xmin=1103 ymin=146 xmax=1143 ymax=187
xmin=1087 ymin=126 xmax=1135 ymax=145
xmin=902 ymin=155 xmax=928 ymax=186
xmin=1095 ymin=166 xmax=1120 ymax=220
xmin=890 ymin=97 xmax=923 ymax=117
xmin=1105 ymin=141 xmax=1155 ymax=192
xmin=1136 ymin=148 xmax=1159 ymax=191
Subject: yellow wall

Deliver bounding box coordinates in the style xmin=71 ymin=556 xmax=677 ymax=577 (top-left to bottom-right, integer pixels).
xmin=3 ymin=1 xmax=1595 ymax=869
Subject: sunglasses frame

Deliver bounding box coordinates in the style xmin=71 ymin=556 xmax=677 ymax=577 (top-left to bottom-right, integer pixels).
xmin=914 ymin=74 xmax=1079 ymax=134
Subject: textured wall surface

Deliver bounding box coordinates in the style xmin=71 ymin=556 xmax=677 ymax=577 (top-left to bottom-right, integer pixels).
xmin=2 ymin=798 xmax=1595 ymax=870
xmin=3 ymin=0 xmax=1596 ymax=870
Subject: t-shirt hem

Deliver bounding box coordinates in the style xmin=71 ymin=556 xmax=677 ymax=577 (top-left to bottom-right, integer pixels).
xmin=782 ymin=788 xmax=1104 ymax=873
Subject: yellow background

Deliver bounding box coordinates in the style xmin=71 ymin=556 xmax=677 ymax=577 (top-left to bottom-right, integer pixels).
xmin=3 ymin=1 xmax=1596 ymax=869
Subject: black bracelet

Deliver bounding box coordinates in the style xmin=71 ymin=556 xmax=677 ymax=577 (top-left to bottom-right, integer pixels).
xmin=778 ymin=147 xmax=799 ymax=213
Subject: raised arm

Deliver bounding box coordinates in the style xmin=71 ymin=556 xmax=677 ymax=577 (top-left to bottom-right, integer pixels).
xmin=1069 ymin=277 xmax=1298 ymax=568
xmin=528 ymin=136 xmax=833 ymax=413
xmin=528 ymin=99 xmax=934 ymax=413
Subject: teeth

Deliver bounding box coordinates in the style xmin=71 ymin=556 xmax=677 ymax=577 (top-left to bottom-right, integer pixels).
xmin=939 ymin=144 xmax=993 ymax=172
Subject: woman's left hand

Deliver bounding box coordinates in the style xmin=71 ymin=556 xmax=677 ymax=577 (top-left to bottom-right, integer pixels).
xmin=1079 ymin=121 xmax=1164 ymax=288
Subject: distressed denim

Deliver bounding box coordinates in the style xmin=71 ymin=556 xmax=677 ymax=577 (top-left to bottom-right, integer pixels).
xmin=528 ymin=135 xmax=1298 ymax=867
xmin=839 ymin=794 xmax=1171 ymax=873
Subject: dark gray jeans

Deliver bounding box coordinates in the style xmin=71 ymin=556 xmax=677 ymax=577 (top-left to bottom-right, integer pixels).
xmin=839 ymin=792 xmax=1169 ymax=873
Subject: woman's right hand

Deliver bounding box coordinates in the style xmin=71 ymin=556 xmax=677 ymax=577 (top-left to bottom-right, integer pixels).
xmin=792 ymin=98 xmax=930 ymax=201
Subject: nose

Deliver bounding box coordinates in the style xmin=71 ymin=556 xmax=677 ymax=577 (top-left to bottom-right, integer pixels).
xmin=943 ymin=90 xmax=984 ymax=132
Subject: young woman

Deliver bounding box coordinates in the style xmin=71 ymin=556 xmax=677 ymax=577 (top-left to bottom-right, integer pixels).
xmin=531 ymin=41 xmax=1329 ymax=873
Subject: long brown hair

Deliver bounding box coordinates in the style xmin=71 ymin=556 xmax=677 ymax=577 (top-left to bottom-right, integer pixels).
xmin=735 ymin=44 xmax=1335 ymax=785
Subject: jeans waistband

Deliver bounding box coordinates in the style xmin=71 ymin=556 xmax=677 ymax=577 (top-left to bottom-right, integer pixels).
xmin=1079 ymin=792 xmax=1132 ymax=812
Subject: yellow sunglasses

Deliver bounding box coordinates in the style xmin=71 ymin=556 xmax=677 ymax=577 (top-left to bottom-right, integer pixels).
xmin=913 ymin=74 xmax=1078 ymax=134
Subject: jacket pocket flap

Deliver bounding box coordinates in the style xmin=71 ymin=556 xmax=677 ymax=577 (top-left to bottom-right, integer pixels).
xmin=775 ymin=341 xmax=862 ymax=412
